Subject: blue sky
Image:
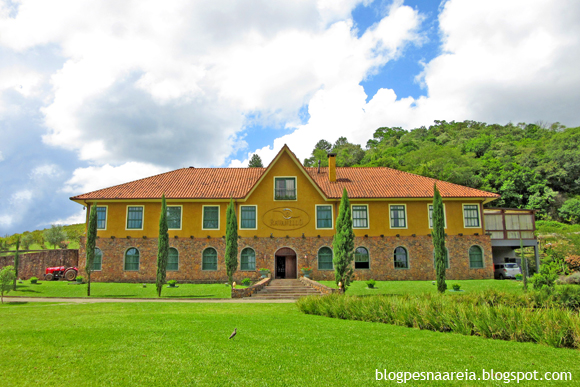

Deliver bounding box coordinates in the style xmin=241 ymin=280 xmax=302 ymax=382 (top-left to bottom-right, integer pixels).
xmin=1 ymin=0 xmax=580 ymax=235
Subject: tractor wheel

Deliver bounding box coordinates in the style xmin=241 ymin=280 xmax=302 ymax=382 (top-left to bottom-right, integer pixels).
xmin=45 ymin=273 xmax=54 ymax=281
xmin=64 ymin=269 xmax=77 ymax=281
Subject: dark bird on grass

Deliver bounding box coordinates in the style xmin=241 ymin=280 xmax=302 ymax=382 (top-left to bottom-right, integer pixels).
xmin=229 ymin=328 xmax=237 ymax=340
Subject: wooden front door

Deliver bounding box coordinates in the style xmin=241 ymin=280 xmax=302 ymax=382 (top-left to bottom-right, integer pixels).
xmin=285 ymin=256 xmax=297 ymax=279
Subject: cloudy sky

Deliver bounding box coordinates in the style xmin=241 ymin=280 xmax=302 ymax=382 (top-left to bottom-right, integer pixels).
xmin=1 ymin=0 xmax=579 ymax=235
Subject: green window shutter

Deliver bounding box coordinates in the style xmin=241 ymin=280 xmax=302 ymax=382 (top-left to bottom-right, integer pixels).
xmin=390 ymin=205 xmax=406 ymax=228
xmin=317 ymin=247 xmax=333 ymax=270
xmin=433 ymin=248 xmax=450 ymax=269
xmin=124 ymin=248 xmax=140 ymax=271
xmin=167 ymin=248 xmax=179 ymax=271
xmin=469 ymin=245 xmax=484 ymax=268
xmin=240 ymin=248 xmax=256 ymax=270
xmin=127 ymin=207 xmax=143 ymax=229
xmin=96 ymin=207 xmax=107 ymax=229
xmin=202 ymin=248 xmax=218 ymax=270
xmin=274 ymin=178 xmax=296 ymax=200
xmin=354 ymin=247 xmax=369 ymax=269
xmin=317 ymin=206 xmax=332 ymax=228
xmin=352 ymin=205 xmax=368 ymax=228
xmin=464 ymin=205 xmax=480 ymax=227
xmin=240 ymin=207 xmax=256 ymax=229
xmin=93 ymin=248 xmax=102 ymax=271
xmin=203 ymin=207 xmax=219 ymax=229
xmin=394 ymin=247 xmax=408 ymax=269
xmin=167 ymin=207 xmax=182 ymax=229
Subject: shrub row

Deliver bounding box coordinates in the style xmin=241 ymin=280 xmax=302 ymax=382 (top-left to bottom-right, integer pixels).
xmin=296 ymin=291 xmax=580 ymax=349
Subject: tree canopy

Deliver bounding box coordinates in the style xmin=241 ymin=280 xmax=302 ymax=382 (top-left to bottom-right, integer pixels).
xmin=248 ymin=154 xmax=264 ymax=168
xmin=304 ymin=121 xmax=580 ymax=222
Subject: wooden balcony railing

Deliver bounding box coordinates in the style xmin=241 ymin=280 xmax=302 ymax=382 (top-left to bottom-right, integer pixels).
xmin=483 ymin=208 xmax=536 ymax=240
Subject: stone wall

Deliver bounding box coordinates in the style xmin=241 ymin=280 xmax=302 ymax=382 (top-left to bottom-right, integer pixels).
xmin=300 ymin=276 xmax=337 ymax=295
xmin=0 ymin=249 xmax=79 ymax=279
xmin=231 ymin=277 xmax=271 ymax=298
xmin=78 ymin=234 xmax=493 ymax=282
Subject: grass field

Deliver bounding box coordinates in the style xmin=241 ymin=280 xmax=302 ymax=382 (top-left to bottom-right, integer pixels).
xmin=319 ymin=279 xmax=523 ymax=295
xmin=8 ymin=281 xmax=240 ymax=299
xmin=1 ymin=302 xmax=579 ymax=386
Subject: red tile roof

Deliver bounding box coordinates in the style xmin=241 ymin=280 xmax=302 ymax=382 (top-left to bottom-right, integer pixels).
xmin=71 ymin=164 xmax=499 ymax=201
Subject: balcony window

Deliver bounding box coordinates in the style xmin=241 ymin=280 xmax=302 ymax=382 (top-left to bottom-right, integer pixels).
xmin=274 ymin=177 xmax=296 ymax=200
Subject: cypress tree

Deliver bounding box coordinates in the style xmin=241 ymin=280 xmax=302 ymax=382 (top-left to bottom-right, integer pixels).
xmin=333 ymin=188 xmax=355 ymax=292
xmin=225 ymin=198 xmax=238 ymax=285
xmin=248 ymin=154 xmax=264 ymax=168
xmin=432 ymin=184 xmax=447 ymax=293
xmin=12 ymin=237 xmax=20 ymax=291
xmin=520 ymin=238 xmax=528 ymax=292
xmin=156 ymin=194 xmax=169 ymax=297
xmin=85 ymin=203 xmax=98 ymax=296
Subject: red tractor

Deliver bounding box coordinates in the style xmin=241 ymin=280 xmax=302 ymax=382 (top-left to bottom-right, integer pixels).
xmin=44 ymin=266 xmax=79 ymax=281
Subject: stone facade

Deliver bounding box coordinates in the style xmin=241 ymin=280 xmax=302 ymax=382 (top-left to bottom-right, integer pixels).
xmin=79 ymin=234 xmax=493 ymax=283
xmin=231 ymin=277 xmax=271 ymax=298
xmin=0 ymin=249 xmax=79 ymax=279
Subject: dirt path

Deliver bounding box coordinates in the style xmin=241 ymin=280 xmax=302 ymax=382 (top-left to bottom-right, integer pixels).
xmin=3 ymin=296 xmax=296 ymax=304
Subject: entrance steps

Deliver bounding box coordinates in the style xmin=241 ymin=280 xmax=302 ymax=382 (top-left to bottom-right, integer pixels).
xmin=252 ymin=279 xmax=322 ymax=299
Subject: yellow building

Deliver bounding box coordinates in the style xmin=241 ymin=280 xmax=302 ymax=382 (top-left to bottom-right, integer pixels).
xmin=71 ymin=145 xmax=501 ymax=282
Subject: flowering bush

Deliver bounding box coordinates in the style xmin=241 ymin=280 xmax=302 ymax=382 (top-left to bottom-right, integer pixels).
xmin=301 ymin=267 xmax=313 ymax=272
xmin=565 ymin=255 xmax=580 ymax=272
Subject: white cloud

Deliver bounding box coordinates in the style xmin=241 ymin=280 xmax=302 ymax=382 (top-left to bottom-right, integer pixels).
xmin=50 ymin=209 xmax=85 ymax=226
xmin=0 ymin=0 xmax=421 ymax=169
xmin=0 ymin=150 xmax=3 ymax=161
xmin=31 ymin=164 xmax=61 ymax=178
xmin=238 ymin=0 xmax=580 ymax=165
xmin=62 ymin=162 xmax=169 ymax=194
xmin=11 ymin=189 xmax=33 ymax=202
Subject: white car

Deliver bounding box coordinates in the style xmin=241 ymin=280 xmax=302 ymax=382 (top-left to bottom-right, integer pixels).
xmin=494 ymin=263 xmax=521 ymax=279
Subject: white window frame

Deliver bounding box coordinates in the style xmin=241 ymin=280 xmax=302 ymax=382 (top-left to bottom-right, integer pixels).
xmin=125 ymin=205 xmax=145 ymax=231
xmin=202 ymin=247 xmax=218 ymax=271
xmin=202 ymin=205 xmax=220 ymax=230
xmin=389 ymin=204 xmax=408 ymax=229
xmin=351 ymin=204 xmax=370 ymax=229
xmin=95 ymin=205 xmax=108 ymax=231
xmin=123 ymin=247 xmax=140 ymax=271
xmin=239 ymin=205 xmax=258 ymax=230
xmin=462 ymin=203 xmax=482 ymax=228
xmin=273 ymin=176 xmax=298 ymax=201
xmin=167 ymin=205 xmax=183 ymax=230
xmin=428 ymin=203 xmax=447 ymax=229
xmin=93 ymin=247 xmax=103 ymax=271
xmin=167 ymin=247 xmax=179 ymax=271
xmin=315 ymin=204 xmax=334 ymax=230
xmin=240 ymin=247 xmax=256 ymax=271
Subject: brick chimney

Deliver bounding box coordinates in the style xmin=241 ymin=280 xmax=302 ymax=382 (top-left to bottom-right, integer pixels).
xmin=328 ymin=153 xmax=337 ymax=182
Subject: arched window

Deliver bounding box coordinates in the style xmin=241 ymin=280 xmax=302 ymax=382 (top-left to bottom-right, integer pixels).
xmin=124 ymin=248 xmax=140 ymax=271
xmin=318 ymin=247 xmax=333 ymax=270
xmin=433 ymin=248 xmax=449 ymax=269
xmin=93 ymin=248 xmax=103 ymax=271
xmin=354 ymin=247 xmax=370 ymax=269
xmin=167 ymin=248 xmax=179 ymax=271
xmin=240 ymin=248 xmax=256 ymax=271
xmin=469 ymin=245 xmax=484 ymax=268
xmin=394 ymin=247 xmax=408 ymax=269
xmin=202 ymin=248 xmax=218 ymax=271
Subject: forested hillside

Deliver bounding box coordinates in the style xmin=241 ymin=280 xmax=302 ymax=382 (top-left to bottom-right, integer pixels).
xmin=304 ymin=120 xmax=580 ymax=222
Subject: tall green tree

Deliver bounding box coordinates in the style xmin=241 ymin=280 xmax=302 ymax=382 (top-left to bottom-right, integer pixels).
xmin=156 ymin=194 xmax=169 ymax=297
xmin=0 ymin=266 xmax=16 ymax=304
xmin=12 ymin=237 xmax=20 ymax=291
xmin=225 ymin=198 xmax=238 ymax=285
xmin=85 ymin=203 xmax=98 ymax=297
xmin=432 ymin=184 xmax=447 ymax=293
xmin=248 ymin=154 xmax=264 ymax=168
xmin=333 ymin=188 xmax=355 ymax=292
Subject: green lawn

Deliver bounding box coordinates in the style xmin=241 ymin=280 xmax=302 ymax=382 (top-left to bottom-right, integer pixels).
xmin=8 ymin=281 xmax=239 ymax=299
xmin=319 ymin=279 xmax=523 ymax=295
xmin=1 ymin=302 xmax=578 ymax=386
